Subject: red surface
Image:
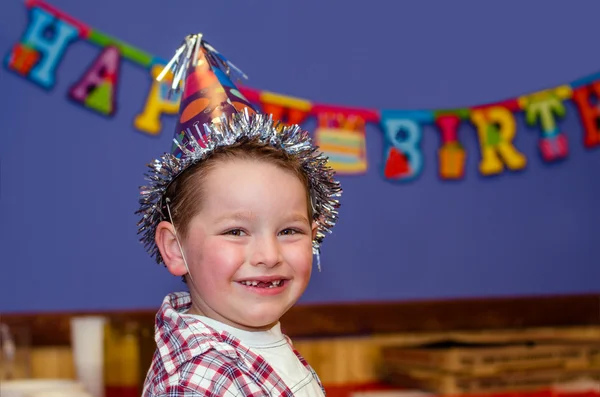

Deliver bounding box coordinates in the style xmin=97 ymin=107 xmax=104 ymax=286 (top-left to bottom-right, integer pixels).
xmin=105 ymin=386 xmax=139 ymax=397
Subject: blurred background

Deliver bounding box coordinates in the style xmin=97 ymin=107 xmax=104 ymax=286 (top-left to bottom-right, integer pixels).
xmin=1 ymin=0 xmax=599 ymax=396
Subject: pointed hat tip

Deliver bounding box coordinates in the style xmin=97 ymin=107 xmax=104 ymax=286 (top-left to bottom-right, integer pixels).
xmin=158 ymin=33 xmax=256 ymax=157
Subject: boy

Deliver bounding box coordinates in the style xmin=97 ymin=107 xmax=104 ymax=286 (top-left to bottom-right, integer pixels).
xmin=137 ymin=34 xmax=342 ymax=396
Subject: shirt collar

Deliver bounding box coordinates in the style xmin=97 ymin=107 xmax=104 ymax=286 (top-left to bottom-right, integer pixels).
xmin=154 ymin=292 xmax=239 ymax=375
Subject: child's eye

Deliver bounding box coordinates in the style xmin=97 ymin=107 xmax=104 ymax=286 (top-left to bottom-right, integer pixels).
xmin=224 ymin=229 xmax=246 ymax=236
xmin=279 ymin=228 xmax=300 ymax=236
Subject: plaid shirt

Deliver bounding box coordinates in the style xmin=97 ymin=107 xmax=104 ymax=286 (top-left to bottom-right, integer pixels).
xmin=142 ymin=292 xmax=326 ymax=396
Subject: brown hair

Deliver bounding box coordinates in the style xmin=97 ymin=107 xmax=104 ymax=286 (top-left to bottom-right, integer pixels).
xmin=163 ymin=138 xmax=312 ymax=240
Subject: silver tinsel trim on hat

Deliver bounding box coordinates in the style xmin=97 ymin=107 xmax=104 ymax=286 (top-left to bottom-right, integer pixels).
xmin=136 ymin=110 xmax=342 ymax=267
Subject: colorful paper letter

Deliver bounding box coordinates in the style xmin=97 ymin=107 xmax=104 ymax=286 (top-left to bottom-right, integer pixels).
xmin=259 ymin=91 xmax=311 ymax=126
xmin=518 ymin=86 xmax=571 ymax=162
xmin=68 ymin=46 xmax=121 ymax=116
xmin=571 ymin=81 xmax=600 ymax=149
xmin=314 ymin=111 xmax=368 ymax=175
xmin=5 ymin=6 xmax=79 ymax=89
xmin=134 ymin=64 xmax=181 ymax=135
xmin=381 ymin=110 xmax=433 ymax=182
xmin=435 ymin=113 xmax=467 ymax=180
xmin=470 ymin=106 xmax=527 ymax=176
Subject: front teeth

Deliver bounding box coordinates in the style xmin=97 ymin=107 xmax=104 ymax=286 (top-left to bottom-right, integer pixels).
xmin=241 ymin=280 xmax=283 ymax=288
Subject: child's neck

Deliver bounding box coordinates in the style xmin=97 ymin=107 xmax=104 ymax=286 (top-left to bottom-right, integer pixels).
xmin=187 ymin=302 xmax=278 ymax=332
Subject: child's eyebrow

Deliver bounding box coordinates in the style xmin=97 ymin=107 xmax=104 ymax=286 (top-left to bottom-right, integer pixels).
xmin=214 ymin=212 xmax=256 ymax=224
xmin=284 ymin=214 xmax=310 ymax=224
xmin=213 ymin=212 xmax=310 ymax=224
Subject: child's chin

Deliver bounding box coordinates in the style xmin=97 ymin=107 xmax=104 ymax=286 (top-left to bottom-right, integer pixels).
xmin=240 ymin=311 xmax=284 ymax=329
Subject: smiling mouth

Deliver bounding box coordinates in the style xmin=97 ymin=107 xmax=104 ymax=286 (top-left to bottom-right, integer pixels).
xmin=237 ymin=280 xmax=287 ymax=289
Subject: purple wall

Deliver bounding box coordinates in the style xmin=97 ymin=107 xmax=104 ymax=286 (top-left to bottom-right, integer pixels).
xmin=1 ymin=0 xmax=598 ymax=312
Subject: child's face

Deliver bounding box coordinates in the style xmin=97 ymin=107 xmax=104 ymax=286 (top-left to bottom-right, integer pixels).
xmin=179 ymin=159 xmax=315 ymax=331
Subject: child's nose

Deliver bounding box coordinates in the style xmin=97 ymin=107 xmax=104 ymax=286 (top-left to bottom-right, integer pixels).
xmin=249 ymin=235 xmax=282 ymax=268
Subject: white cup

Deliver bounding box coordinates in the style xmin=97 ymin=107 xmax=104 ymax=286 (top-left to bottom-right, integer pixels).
xmin=70 ymin=316 xmax=107 ymax=397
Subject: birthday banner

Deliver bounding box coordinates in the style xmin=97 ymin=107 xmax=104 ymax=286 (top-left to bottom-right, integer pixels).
xmin=5 ymin=0 xmax=600 ymax=182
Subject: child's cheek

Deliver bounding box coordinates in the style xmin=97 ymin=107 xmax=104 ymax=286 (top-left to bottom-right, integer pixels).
xmin=287 ymin=246 xmax=314 ymax=274
xmin=204 ymin=241 xmax=246 ymax=272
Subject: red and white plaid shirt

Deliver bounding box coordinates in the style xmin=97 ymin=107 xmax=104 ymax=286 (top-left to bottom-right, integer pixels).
xmin=142 ymin=292 xmax=326 ymax=396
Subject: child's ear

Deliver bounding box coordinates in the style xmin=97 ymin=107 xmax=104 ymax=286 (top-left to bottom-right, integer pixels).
xmin=311 ymin=221 xmax=318 ymax=242
xmin=155 ymin=221 xmax=188 ymax=277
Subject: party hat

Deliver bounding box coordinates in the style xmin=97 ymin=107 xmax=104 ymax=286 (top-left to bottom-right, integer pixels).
xmin=157 ymin=34 xmax=257 ymax=157
xmin=138 ymin=33 xmax=342 ymax=268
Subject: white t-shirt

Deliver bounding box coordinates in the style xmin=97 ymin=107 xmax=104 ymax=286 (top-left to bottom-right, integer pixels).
xmin=184 ymin=314 xmax=324 ymax=397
